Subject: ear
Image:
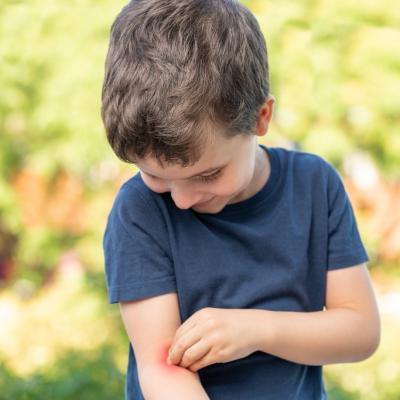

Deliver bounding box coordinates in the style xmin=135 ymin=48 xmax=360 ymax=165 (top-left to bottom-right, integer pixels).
xmin=255 ymin=95 xmax=275 ymax=137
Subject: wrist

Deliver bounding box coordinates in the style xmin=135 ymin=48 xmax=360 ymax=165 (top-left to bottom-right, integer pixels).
xmin=247 ymin=308 xmax=276 ymax=353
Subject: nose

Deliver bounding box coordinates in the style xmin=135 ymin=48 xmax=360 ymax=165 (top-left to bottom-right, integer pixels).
xmin=170 ymin=186 xmax=200 ymax=210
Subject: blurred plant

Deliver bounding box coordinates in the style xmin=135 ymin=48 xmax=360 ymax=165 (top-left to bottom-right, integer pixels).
xmin=252 ymin=0 xmax=400 ymax=177
xmin=0 ymin=0 xmax=127 ymax=289
xmin=0 ymin=346 xmax=125 ymax=400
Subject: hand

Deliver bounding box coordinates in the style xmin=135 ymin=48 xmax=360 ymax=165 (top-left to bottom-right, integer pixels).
xmin=167 ymin=307 xmax=257 ymax=372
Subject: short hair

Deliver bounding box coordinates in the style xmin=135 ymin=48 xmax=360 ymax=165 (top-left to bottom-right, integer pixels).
xmin=101 ymin=0 xmax=270 ymax=167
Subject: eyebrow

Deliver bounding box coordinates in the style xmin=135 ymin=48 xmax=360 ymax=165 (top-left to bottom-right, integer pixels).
xmin=142 ymin=164 xmax=226 ymax=180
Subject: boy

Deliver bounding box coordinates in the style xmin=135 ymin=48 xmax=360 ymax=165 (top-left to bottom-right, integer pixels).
xmin=101 ymin=1 xmax=381 ymax=399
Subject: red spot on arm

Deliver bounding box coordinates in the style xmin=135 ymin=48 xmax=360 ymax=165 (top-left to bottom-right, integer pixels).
xmin=159 ymin=342 xmax=180 ymax=372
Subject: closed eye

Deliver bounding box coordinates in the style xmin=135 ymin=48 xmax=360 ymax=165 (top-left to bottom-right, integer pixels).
xmin=142 ymin=168 xmax=223 ymax=183
xmin=195 ymin=169 xmax=222 ymax=183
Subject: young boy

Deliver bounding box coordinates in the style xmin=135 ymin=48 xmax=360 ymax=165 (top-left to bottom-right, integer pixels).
xmin=101 ymin=1 xmax=381 ymax=399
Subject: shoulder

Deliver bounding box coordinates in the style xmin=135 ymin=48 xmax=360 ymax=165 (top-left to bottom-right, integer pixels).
xmin=111 ymin=172 xmax=163 ymax=214
xmin=272 ymin=146 xmax=338 ymax=182
xmin=112 ymin=173 xmax=149 ymax=213
xmin=107 ymin=171 xmax=168 ymax=232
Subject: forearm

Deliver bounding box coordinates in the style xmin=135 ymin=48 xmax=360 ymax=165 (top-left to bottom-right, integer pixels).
xmin=140 ymin=363 xmax=210 ymax=400
xmin=247 ymin=308 xmax=380 ymax=366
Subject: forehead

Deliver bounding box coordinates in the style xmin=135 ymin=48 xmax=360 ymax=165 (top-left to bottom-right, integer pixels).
xmin=136 ymin=134 xmax=247 ymax=180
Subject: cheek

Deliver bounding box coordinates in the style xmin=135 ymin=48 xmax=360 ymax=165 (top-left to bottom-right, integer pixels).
xmin=213 ymin=175 xmax=244 ymax=196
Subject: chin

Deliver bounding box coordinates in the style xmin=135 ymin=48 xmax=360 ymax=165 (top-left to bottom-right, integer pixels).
xmin=192 ymin=199 xmax=228 ymax=214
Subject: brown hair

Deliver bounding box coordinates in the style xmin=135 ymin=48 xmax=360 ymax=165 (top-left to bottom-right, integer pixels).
xmin=101 ymin=0 xmax=270 ymax=167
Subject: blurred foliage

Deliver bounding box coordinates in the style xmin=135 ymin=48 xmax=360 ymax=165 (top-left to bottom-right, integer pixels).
xmin=0 ymin=346 xmax=125 ymax=400
xmin=0 ymin=0 xmax=127 ymax=287
xmin=244 ymin=0 xmax=400 ymax=174
xmin=0 ymin=0 xmax=399 ymax=399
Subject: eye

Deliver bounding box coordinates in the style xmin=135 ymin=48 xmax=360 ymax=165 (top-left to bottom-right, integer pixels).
xmin=196 ymin=169 xmax=222 ymax=183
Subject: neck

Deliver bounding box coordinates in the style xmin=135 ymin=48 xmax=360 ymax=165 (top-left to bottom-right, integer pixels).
xmin=253 ymin=144 xmax=270 ymax=191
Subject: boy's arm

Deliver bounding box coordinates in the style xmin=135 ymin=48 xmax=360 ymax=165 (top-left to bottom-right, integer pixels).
xmin=246 ymin=263 xmax=381 ymax=365
xmin=119 ymin=293 xmax=210 ymax=399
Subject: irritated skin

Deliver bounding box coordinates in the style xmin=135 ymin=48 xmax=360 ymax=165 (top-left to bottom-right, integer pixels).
xmin=159 ymin=342 xmax=183 ymax=373
xmin=139 ymin=342 xmax=209 ymax=399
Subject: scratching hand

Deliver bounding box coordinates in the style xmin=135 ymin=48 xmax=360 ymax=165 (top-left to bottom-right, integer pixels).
xmin=167 ymin=307 xmax=256 ymax=372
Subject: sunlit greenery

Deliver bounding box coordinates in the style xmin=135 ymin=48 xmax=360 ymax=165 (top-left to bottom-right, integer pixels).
xmin=0 ymin=0 xmax=398 ymax=398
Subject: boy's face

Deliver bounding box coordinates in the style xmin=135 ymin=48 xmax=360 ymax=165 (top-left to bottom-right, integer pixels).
xmin=135 ymin=133 xmax=267 ymax=214
xmin=135 ymin=96 xmax=275 ymax=214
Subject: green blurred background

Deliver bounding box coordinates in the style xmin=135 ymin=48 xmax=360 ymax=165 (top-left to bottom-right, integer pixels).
xmin=0 ymin=0 xmax=399 ymax=398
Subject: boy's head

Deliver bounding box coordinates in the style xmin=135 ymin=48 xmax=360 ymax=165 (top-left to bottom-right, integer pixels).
xmin=101 ymin=0 xmax=275 ymax=213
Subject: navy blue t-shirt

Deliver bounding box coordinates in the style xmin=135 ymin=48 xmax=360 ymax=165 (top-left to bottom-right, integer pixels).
xmin=103 ymin=145 xmax=369 ymax=400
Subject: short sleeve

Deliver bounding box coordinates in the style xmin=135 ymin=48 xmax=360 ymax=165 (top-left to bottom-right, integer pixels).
xmin=103 ymin=184 xmax=176 ymax=304
xmin=326 ymin=163 xmax=369 ymax=270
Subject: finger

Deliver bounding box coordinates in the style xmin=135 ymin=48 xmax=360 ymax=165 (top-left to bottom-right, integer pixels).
xmin=169 ymin=328 xmax=202 ymax=365
xmin=173 ymin=319 xmax=197 ymax=343
xmin=173 ymin=307 xmax=206 ymax=341
xmin=188 ymin=346 xmax=214 ymax=372
xmin=169 ymin=319 xmax=197 ymax=353
xmin=179 ymin=339 xmax=210 ymax=369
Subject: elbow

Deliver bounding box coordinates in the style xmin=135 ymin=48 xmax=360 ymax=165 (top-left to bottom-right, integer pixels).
xmin=359 ymin=317 xmax=381 ymax=361
xmin=365 ymin=327 xmax=381 ymax=359
xmin=359 ymin=337 xmax=380 ymax=362
xmin=344 ymin=308 xmax=381 ymax=363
